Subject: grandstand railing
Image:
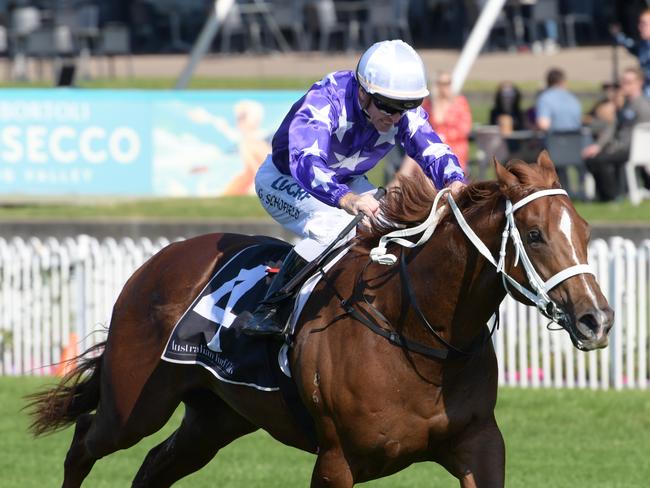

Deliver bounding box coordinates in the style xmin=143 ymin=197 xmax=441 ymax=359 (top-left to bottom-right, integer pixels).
xmin=0 ymin=235 xmax=647 ymax=390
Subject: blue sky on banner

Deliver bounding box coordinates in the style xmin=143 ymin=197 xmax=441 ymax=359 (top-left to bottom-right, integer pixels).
xmin=152 ymin=91 xmax=297 ymax=197
xmin=0 ymin=90 xmax=297 ymax=196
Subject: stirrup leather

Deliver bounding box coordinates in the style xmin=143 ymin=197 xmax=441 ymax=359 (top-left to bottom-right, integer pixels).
xmin=240 ymin=249 xmax=307 ymax=336
xmin=241 ymin=302 xmax=288 ymax=336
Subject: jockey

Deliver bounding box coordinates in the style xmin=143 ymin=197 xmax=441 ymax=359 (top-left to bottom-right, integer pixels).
xmin=240 ymin=39 xmax=466 ymax=336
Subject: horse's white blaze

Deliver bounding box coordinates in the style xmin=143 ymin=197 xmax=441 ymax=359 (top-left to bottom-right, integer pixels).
xmin=558 ymin=208 xmax=600 ymax=306
xmin=558 ymin=208 xmax=580 ymax=266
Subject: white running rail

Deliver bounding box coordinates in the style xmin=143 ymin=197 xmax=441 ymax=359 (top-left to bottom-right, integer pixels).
xmin=0 ymin=235 xmax=647 ymax=390
xmin=0 ymin=235 xmax=171 ymax=376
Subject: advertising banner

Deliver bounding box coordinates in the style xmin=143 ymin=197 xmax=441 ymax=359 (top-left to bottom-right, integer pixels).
xmin=0 ymin=89 xmax=300 ymax=196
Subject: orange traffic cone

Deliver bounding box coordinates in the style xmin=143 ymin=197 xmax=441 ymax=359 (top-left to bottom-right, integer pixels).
xmin=54 ymin=333 xmax=79 ymax=377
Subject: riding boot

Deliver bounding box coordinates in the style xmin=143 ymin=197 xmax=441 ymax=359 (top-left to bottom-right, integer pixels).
xmin=240 ymin=249 xmax=308 ymax=336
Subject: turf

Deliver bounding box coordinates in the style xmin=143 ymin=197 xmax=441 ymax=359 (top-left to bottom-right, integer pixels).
xmin=0 ymin=196 xmax=269 ymax=220
xmin=3 ymin=377 xmax=649 ymax=487
xmin=1 ymin=193 xmax=650 ymax=224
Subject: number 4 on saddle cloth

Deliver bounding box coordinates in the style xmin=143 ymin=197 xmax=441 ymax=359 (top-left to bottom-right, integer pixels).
xmin=161 ymin=239 xmax=341 ymax=447
xmin=162 ymin=241 xmax=294 ymax=389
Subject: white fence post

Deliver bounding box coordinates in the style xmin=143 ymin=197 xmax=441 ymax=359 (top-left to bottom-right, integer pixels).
xmin=638 ymin=241 xmax=649 ymax=390
xmin=610 ymin=237 xmax=625 ymax=390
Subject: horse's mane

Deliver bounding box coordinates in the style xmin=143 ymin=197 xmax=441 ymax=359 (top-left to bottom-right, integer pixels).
xmin=359 ymin=159 xmax=558 ymax=246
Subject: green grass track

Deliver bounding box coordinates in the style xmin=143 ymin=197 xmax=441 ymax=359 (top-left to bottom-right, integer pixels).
xmin=2 ymin=377 xmax=648 ymax=487
xmin=1 ymin=194 xmax=650 ymax=224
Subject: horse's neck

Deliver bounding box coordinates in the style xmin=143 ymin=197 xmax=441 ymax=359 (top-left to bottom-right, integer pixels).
xmin=402 ymin=201 xmax=508 ymax=351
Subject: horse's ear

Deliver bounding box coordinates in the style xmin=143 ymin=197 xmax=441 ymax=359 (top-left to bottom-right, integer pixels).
xmin=494 ymin=157 xmax=519 ymax=192
xmin=537 ymin=150 xmax=561 ymax=187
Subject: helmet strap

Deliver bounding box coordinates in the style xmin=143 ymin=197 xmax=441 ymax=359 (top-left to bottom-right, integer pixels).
xmin=358 ymin=87 xmax=372 ymax=120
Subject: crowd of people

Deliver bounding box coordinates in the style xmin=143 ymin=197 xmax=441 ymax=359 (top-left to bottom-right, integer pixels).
xmin=386 ymin=8 xmax=650 ymax=203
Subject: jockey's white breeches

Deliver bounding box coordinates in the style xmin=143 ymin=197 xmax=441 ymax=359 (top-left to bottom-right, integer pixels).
xmin=255 ymin=155 xmax=376 ymax=261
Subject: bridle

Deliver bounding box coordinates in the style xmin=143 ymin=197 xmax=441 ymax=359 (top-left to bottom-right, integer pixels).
xmin=445 ymin=188 xmax=594 ymax=324
xmin=366 ymin=187 xmax=595 ymax=349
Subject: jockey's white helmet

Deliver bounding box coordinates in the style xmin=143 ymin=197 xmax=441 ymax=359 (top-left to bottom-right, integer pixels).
xmin=356 ymin=40 xmax=429 ymax=111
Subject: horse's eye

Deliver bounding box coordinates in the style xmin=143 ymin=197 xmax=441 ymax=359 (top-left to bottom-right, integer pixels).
xmin=527 ymin=229 xmax=543 ymax=244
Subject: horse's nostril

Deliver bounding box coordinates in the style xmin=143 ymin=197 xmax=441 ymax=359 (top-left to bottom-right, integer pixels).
xmin=578 ymin=308 xmax=614 ymax=339
xmin=577 ymin=313 xmax=599 ymax=339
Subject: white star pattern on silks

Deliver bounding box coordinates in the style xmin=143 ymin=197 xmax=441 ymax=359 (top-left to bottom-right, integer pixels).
xmin=444 ymin=162 xmax=461 ymax=177
xmin=312 ymin=165 xmax=335 ymax=191
xmin=335 ymin=105 xmax=353 ymax=142
xmin=406 ymin=110 xmax=427 ymax=138
xmin=306 ymin=104 xmax=331 ymax=130
xmin=374 ymin=124 xmax=398 ymax=146
xmin=422 ymin=140 xmax=452 ymax=158
xmin=331 ymin=150 xmax=369 ymax=171
xmin=315 ymin=72 xmax=338 ymax=86
xmin=302 ymin=139 xmax=324 ymax=158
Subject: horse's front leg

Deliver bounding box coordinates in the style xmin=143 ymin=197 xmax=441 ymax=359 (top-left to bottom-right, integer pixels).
xmin=308 ymin=414 xmax=354 ymax=487
xmin=442 ymin=416 xmax=505 ymax=488
xmin=311 ymin=446 xmax=354 ymax=488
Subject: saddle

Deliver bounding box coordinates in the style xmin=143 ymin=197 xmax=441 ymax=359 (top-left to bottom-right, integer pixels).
xmin=161 ymin=240 xmax=317 ymax=449
xmin=162 ymin=241 xmax=291 ymax=388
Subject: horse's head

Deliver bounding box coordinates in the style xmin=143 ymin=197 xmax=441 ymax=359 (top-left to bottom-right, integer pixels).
xmin=494 ymin=151 xmax=614 ymax=351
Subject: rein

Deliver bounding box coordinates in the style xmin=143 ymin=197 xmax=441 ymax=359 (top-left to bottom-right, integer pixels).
xmin=322 ymin=254 xmax=498 ymax=360
xmin=347 ymin=185 xmax=594 ymax=359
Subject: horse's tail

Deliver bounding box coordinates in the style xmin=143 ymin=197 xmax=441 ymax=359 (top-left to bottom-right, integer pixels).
xmin=26 ymin=340 xmax=106 ymax=436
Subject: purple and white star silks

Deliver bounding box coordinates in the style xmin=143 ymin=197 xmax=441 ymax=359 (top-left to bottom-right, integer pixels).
xmin=315 ymin=72 xmax=339 ymax=87
xmin=335 ymin=103 xmax=353 ymax=142
xmin=406 ymin=109 xmax=428 ymax=138
xmin=374 ymin=124 xmax=398 ymax=146
xmin=271 ymin=70 xmax=465 ymax=206
xmin=422 ymin=140 xmax=453 ymax=159
xmin=331 ymin=151 xmax=369 ymax=171
xmin=306 ymin=104 xmax=332 ymax=130
xmin=311 ymin=165 xmax=336 ymax=191
xmin=302 ymin=139 xmax=324 ymax=158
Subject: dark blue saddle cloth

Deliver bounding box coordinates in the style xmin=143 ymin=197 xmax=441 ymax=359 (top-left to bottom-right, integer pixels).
xmin=161 ymin=240 xmax=317 ymax=450
xmin=163 ymin=241 xmax=290 ymax=389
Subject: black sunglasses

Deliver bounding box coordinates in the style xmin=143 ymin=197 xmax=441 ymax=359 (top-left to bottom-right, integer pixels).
xmin=372 ymin=96 xmax=407 ymax=115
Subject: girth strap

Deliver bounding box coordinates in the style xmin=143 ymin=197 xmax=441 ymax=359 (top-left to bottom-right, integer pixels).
xmin=341 ymin=299 xmax=450 ymax=360
xmin=333 ymin=252 xmax=498 ymax=361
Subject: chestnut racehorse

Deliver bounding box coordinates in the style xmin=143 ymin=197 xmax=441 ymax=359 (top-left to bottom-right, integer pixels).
xmin=28 ymin=152 xmax=613 ymax=487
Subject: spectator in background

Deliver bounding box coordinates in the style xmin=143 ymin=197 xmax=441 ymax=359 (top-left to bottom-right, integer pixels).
xmin=535 ymin=68 xmax=582 ymax=192
xmin=394 ymin=71 xmax=471 ymax=183
xmin=536 ymin=68 xmax=582 ymax=132
xmin=584 ymin=82 xmax=623 ymax=141
xmin=587 ymin=98 xmax=618 ymax=142
xmin=506 ymin=0 xmax=560 ymax=53
xmin=523 ymin=89 xmax=542 ymax=130
xmin=422 ymin=71 xmax=473 ymax=172
xmin=524 ymin=0 xmax=560 ymax=54
xmin=582 ymin=67 xmax=650 ymax=201
xmin=489 ymin=81 xmax=525 ymax=134
xmin=611 ymin=9 xmax=650 ymax=98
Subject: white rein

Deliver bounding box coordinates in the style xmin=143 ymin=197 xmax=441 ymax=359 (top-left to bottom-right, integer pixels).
xmin=369 ymin=188 xmax=595 ymax=323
